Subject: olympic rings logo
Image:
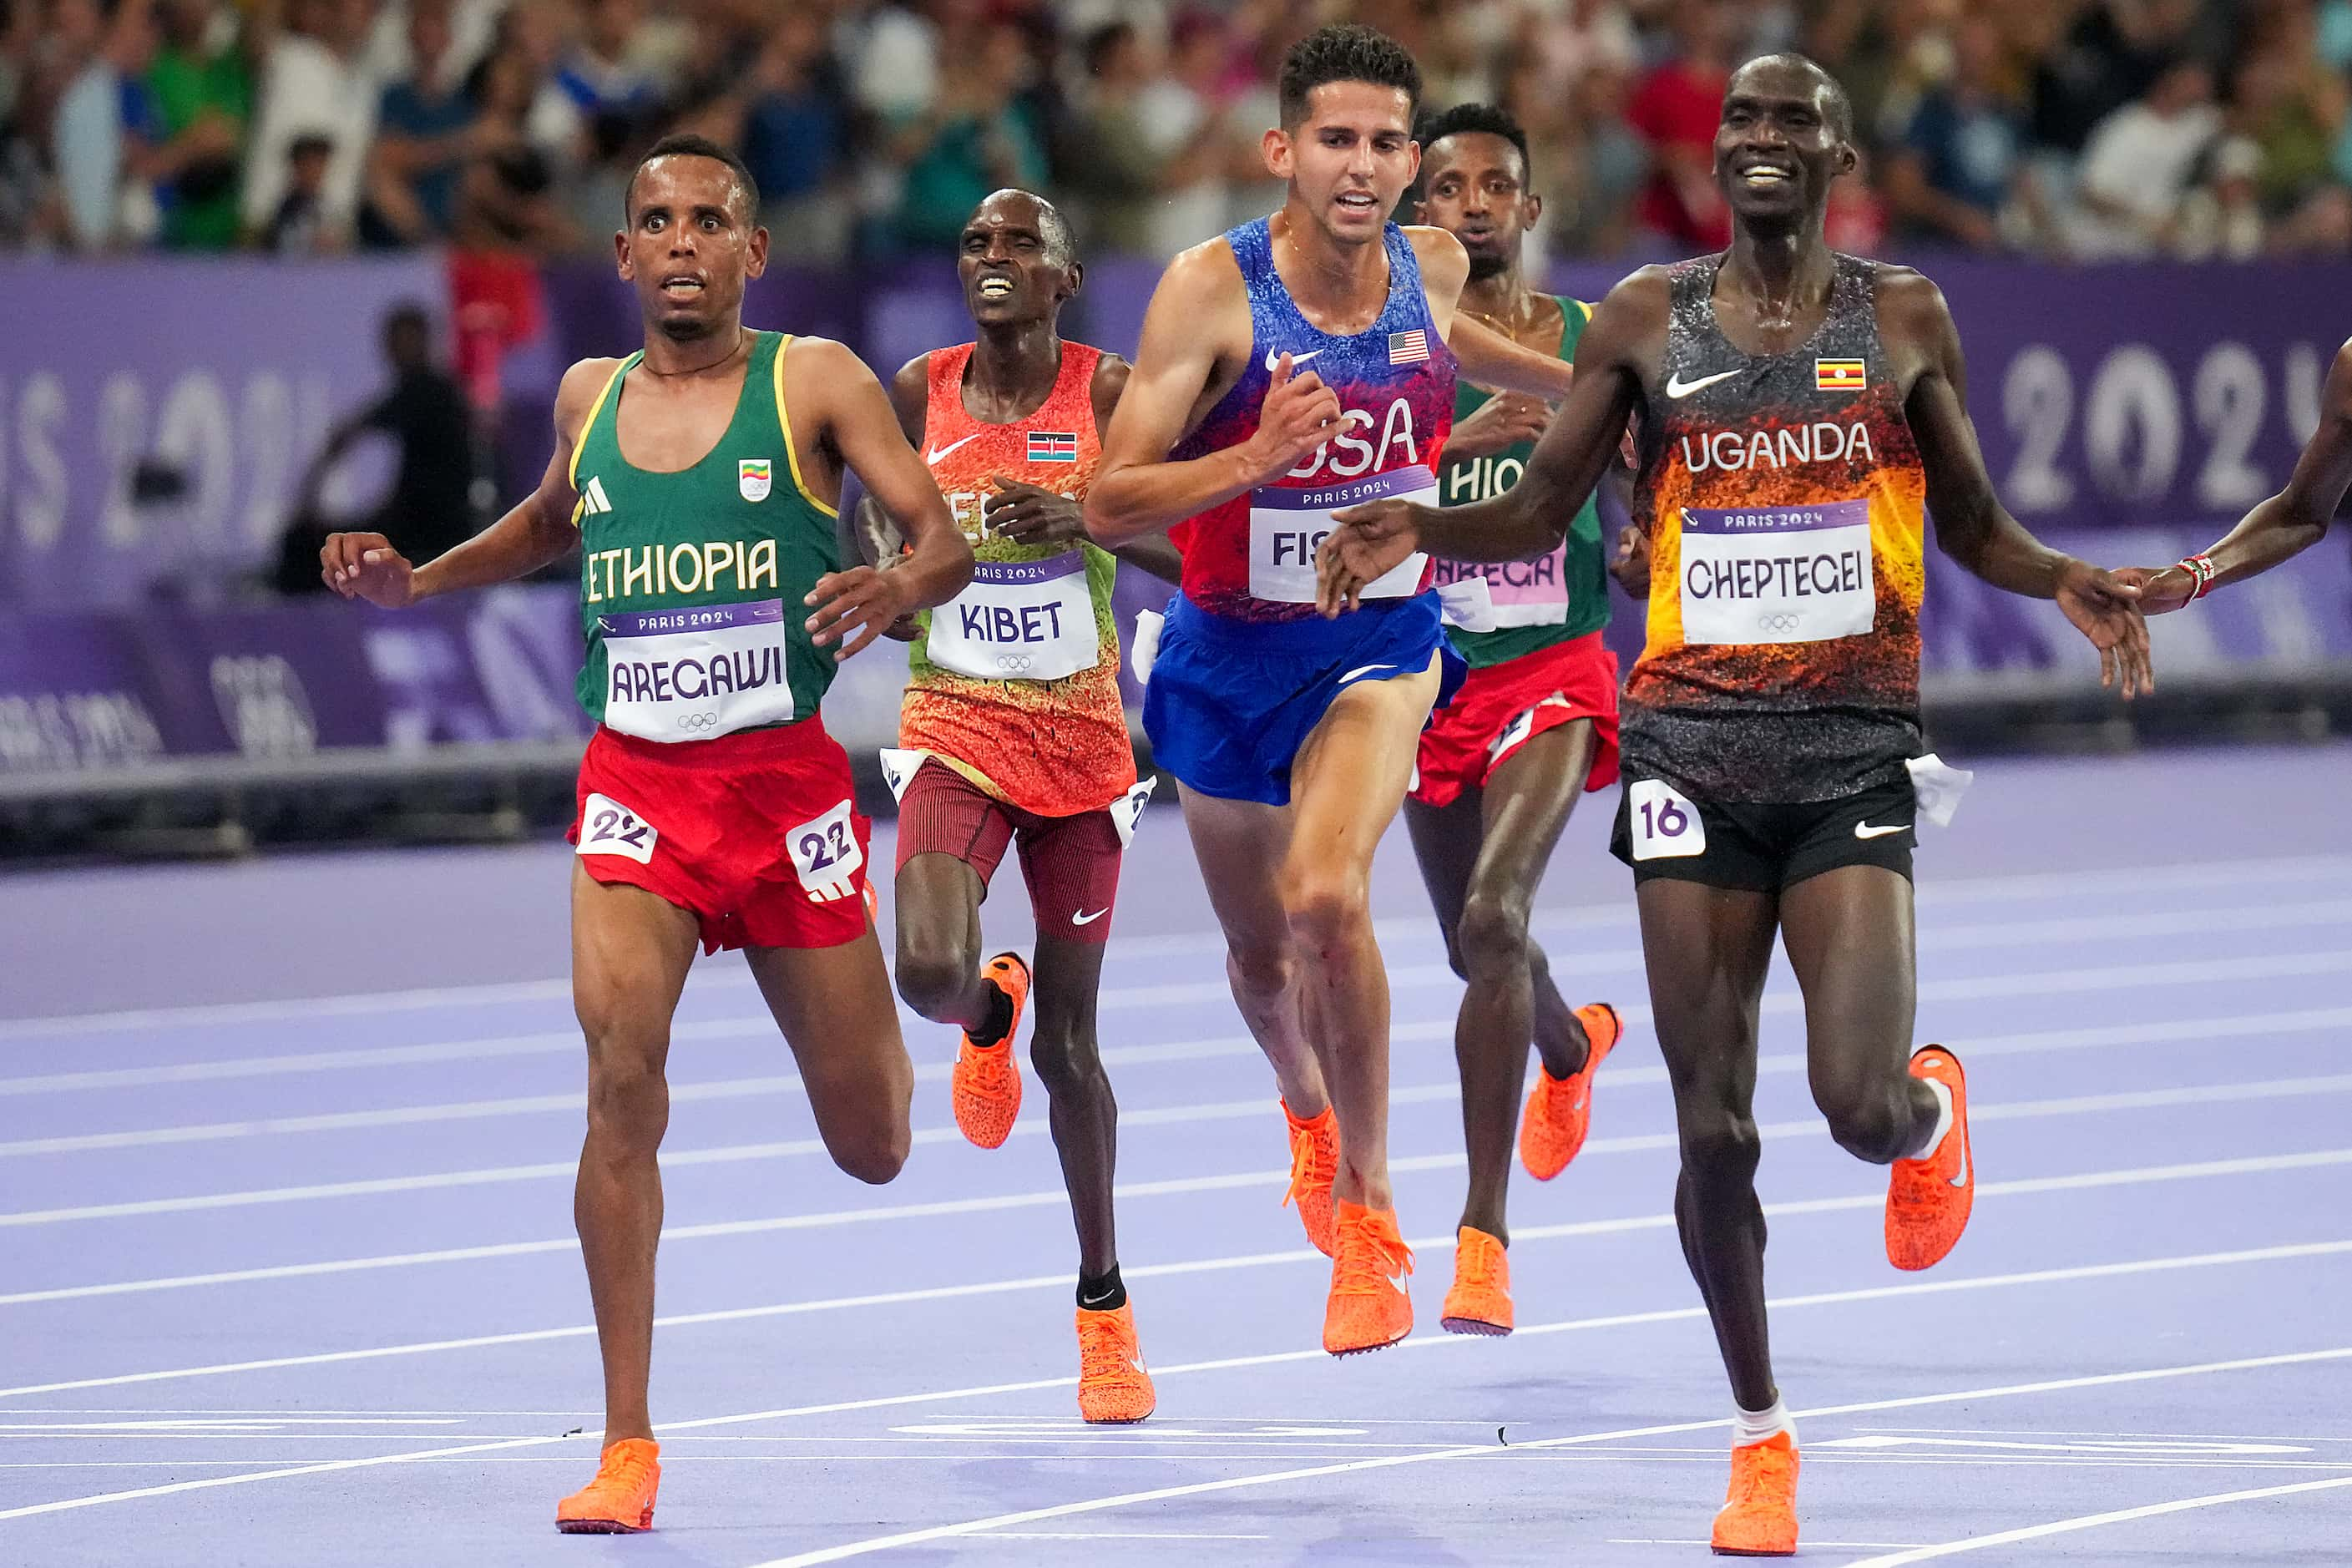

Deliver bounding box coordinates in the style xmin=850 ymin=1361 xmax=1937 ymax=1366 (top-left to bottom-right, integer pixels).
xmin=1755 ymin=613 xmax=1802 ymax=635
xmin=995 ymin=655 xmax=1037 ymax=674
xmin=676 ymin=711 xmax=721 ymax=731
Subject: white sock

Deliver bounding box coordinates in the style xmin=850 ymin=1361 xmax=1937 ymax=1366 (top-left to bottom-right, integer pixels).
xmin=1920 ymin=1077 xmax=1955 ymax=1159
xmin=1732 ymin=1396 xmax=1794 ymax=1448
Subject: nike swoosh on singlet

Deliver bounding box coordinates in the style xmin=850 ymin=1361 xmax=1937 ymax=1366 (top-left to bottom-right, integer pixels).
xmin=926 ymin=433 xmax=981 ymax=464
xmin=1264 ymin=347 xmax=1326 ymax=373
xmin=1339 ymin=663 xmax=1395 ymax=685
xmin=1664 ymin=369 xmax=1740 ymax=399
xmin=1854 ymin=821 xmax=1909 ymax=840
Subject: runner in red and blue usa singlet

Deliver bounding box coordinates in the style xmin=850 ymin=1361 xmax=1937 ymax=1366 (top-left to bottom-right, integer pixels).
xmin=1145 ymin=217 xmax=1464 ymax=805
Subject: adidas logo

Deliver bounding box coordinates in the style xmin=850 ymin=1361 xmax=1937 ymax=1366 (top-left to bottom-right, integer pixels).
xmin=579 ymin=475 xmax=615 ymax=516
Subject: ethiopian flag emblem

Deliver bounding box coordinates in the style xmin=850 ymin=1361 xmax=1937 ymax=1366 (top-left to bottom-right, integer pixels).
xmin=739 ymin=458 xmax=772 ymax=502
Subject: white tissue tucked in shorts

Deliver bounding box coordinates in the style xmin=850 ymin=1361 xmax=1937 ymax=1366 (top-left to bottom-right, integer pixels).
xmin=1434 ymin=577 xmax=1498 ymax=632
xmin=1130 ymin=608 xmax=1165 ymax=685
xmin=1905 ymin=752 xmax=1975 ymax=827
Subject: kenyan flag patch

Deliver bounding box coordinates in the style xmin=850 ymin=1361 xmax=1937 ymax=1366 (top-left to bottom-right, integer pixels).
xmin=738 ymin=458 xmax=772 ymax=501
xmin=1026 ymin=432 xmax=1078 ymax=463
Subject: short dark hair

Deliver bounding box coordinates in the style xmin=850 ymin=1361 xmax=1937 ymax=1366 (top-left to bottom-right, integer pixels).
xmin=1278 ymin=23 xmax=1421 ymax=129
xmin=968 ymin=188 xmax=1077 ymax=268
xmin=1730 ymin=53 xmax=1854 ymax=141
xmin=1414 ymin=102 xmax=1532 ymax=185
xmin=625 ymin=133 xmax=761 ymax=223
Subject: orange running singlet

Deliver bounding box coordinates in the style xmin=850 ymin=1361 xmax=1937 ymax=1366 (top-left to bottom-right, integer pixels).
xmin=1625 ymin=253 xmax=1927 ymax=803
xmin=900 ymin=341 xmax=1135 ymax=818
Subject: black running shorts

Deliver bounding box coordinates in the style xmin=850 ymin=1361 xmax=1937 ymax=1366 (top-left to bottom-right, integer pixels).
xmin=1608 ymin=776 xmax=1917 ymax=893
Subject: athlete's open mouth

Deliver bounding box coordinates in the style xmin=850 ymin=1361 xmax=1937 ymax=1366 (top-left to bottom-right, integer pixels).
xmin=1334 ymin=191 xmax=1380 ymax=214
xmin=1737 ymin=164 xmax=1795 ymax=189
xmin=975 ymin=276 xmax=1016 ymax=301
xmin=660 ymin=273 xmax=706 ymax=297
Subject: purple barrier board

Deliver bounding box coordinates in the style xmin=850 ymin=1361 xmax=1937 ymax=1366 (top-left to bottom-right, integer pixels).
xmin=0 ymin=256 xmax=448 ymax=611
xmin=0 ymin=587 xmax=588 ymax=775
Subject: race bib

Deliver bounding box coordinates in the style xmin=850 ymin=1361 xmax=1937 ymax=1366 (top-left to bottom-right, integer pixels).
xmin=1678 ymin=499 xmax=1874 ymax=646
xmin=926 ymin=554 xmax=1100 ymax=681
xmin=1130 ymin=607 xmax=1165 ymax=686
xmin=878 ymin=746 xmax=924 ymax=803
xmin=599 ymin=599 xmax=794 ymax=741
xmin=1905 ymin=751 xmax=1975 ymax=827
xmin=1627 ymin=778 xmax=1706 ymax=861
xmin=1428 ymin=543 xmax=1571 ymax=627
xmin=577 ymin=792 xmax=657 ymax=865
xmin=1108 ymin=776 xmax=1157 ymax=847
xmin=1248 ymin=465 xmax=1434 ymax=604
xmin=787 ymin=799 xmax=865 ymax=903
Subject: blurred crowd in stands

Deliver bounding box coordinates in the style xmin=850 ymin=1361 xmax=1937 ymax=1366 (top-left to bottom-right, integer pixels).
xmin=7 ymin=0 xmax=2350 ymax=266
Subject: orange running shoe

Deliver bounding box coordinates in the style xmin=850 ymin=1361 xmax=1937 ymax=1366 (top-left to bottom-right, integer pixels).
xmin=950 ymin=953 xmax=1030 ymax=1150
xmin=1323 ymin=1200 xmax=1414 ymax=1356
xmin=1885 ymin=1044 xmax=1972 ymax=1271
xmin=554 ymin=1437 xmax=660 ymax=1534
xmin=1520 ymin=1002 xmax=1621 ymax=1181
xmin=1439 ymin=1225 xmax=1512 ymax=1337
xmin=1075 ymin=1302 xmax=1156 ymax=1424
xmin=1282 ymin=1100 xmax=1339 ymax=1257
xmin=1711 ymin=1429 xmax=1798 ymax=1556
xmin=861 ymin=879 xmax=878 ymax=926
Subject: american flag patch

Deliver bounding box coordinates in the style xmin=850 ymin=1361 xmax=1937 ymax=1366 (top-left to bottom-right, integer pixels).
xmin=1388 ymin=330 xmax=1430 ymax=365
xmin=1815 ymin=357 xmax=1866 ymax=392
xmin=1026 ymin=431 xmax=1078 ymax=463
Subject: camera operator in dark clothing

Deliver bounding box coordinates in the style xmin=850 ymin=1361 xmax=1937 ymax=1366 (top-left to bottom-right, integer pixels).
xmin=277 ymin=301 xmax=483 ymax=593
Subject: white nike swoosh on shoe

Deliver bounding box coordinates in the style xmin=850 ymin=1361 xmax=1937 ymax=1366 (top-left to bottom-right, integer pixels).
xmin=1339 ymin=663 xmax=1395 ymax=684
xmin=1950 ymin=1128 xmax=1969 ymax=1187
xmin=1664 ymin=368 xmax=1739 ymax=399
xmin=1129 ymin=1356 xmax=1148 ymax=1373
xmin=1854 ymin=820 xmax=1910 ymax=839
xmin=1264 ymin=347 xmax=1325 ymax=373
xmin=926 ymin=433 xmax=981 ymax=464
xmin=1386 ymin=1269 xmax=1409 ymax=1295
xmin=1070 ymin=908 xmax=1109 ymax=927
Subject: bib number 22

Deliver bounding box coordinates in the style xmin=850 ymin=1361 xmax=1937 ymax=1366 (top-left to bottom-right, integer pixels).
xmin=789 ymin=800 xmax=866 ymax=904
xmin=577 ymin=792 xmax=658 ymax=865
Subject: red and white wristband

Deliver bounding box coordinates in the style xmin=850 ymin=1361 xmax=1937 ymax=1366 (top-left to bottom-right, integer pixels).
xmin=2174 ymin=553 xmax=2218 ymax=599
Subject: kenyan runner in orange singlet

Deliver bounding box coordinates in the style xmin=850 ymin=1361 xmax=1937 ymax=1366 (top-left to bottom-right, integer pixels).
xmin=1317 ymin=56 xmax=2153 ymax=1556
xmin=323 ymin=134 xmax=973 ymax=1536
xmin=852 ymin=189 xmax=1181 ymax=1424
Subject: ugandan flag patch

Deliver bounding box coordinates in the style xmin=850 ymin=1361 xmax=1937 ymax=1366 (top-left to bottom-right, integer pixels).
xmin=1815 ymin=358 xmax=1866 ymax=392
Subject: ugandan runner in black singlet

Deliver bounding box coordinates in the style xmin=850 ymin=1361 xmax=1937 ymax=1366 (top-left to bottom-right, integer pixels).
xmin=1313 ymin=53 xmax=2151 ymax=1557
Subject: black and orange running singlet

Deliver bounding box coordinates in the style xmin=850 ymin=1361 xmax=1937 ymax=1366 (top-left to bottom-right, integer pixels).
xmin=1625 ymin=253 xmax=1926 ymax=802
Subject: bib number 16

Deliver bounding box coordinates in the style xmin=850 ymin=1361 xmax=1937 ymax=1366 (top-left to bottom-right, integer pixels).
xmin=1628 ymin=779 xmax=1706 ymax=861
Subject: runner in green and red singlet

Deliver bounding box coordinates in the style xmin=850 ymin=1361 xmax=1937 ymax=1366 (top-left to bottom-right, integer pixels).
xmin=1402 ymin=104 xmax=1626 ymax=1341
xmin=323 ymin=134 xmax=972 ymax=1537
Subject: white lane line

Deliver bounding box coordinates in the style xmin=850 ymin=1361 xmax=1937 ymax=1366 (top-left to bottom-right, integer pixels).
xmin=6 ymin=852 xmax=2346 ymax=1044
xmin=14 ymin=895 xmax=2352 ymax=1100
xmin=14 ymin=944 xmax=2349 ymax=1160
xmin=977 ymin=1532 xmax=1275 ymax=1540
xmin=21 ymin=999 xmax=2341 ymax=1227
xmin=12 ymin=1070 xmax=2352 ymax=1307
xmin=739 ymin=1343 xmax=2352 ymax=1565
xmin=3 ymin=1149 xmax=2344 ymax=1402
xmin=0 ymin=1247 xmax=2344 ymax=1528
xmin=1839 ymin=1474 xmax=2352 ymax=1565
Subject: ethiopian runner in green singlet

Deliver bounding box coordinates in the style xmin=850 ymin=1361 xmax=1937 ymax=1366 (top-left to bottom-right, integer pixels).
xmin=1400 ymin=104 xmax=1630 ymax=1339
xmin=321 ymin=134 xmax=973 ymax=1537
